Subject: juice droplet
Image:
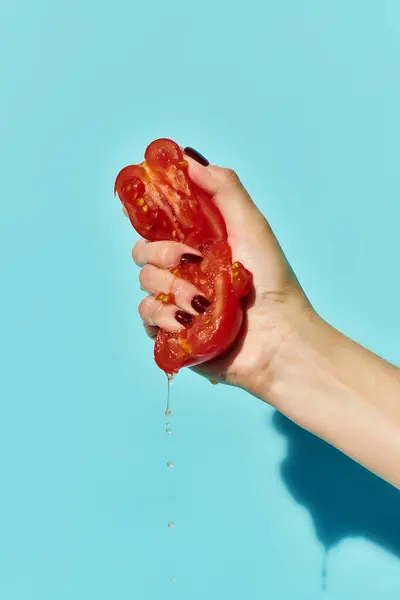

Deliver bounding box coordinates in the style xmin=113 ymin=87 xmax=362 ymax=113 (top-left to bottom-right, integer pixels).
xmin=165 ymin=373 xmax=175 ymax=416
xmin=167 ymin=461 xmax=174 ymax=468
xmin=167 ymin=521 xmax=175 ymax=528
xmin=165 ymin=408 xmax=172 ymax=417
xmin=166 ymin=427 xmax=172 ymax=434
xmin=210 ymin=379 xmax=219 ymax=385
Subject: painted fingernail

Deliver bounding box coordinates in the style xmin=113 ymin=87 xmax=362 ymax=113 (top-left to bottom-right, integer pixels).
xmin=175 ymin=310 xmax=194 ymax=328
xmin=183 ymin=147 xmax=210 ymax=166
xmin=191 ymin=295 xmax=211 ymax=313
xmin=180 ymin=253 xmax=203 ymax=265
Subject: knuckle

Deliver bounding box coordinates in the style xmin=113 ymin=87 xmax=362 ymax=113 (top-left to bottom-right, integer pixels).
xmin=131 ymin=242 xmax=141 ymax=264
xmin=138 ymin=297 xmax=148 ymax=319
xmin=222 ymin=167 xmax=240 ymax=185
xmin=138 ymin=295 xmax=156 ymax=323
xmin=132 ymin=239 xmax=147 ymax=266
xmin=138 ymin=264 xmax=152 ymax=288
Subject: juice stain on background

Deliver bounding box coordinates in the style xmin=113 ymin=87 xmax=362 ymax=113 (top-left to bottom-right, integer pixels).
xmin=321 ymin=549 xmax=329 ymax=591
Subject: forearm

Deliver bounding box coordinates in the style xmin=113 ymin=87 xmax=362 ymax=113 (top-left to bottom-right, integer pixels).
xmin=266 ymin=312 xmax=400 ymax=488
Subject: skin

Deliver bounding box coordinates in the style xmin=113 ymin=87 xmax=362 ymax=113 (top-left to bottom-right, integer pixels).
xmin=132 ymin=155 xmax=400 ymax=489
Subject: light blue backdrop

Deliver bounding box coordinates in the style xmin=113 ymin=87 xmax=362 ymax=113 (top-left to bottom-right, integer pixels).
xmin=1 ymin=1 xmax=399 ymax=598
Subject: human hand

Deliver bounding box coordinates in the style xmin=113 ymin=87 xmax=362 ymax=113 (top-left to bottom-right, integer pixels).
xmin=132 ymin=148 xmax=313 ymax=399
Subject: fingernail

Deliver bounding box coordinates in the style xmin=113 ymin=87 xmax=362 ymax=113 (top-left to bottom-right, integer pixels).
xmin=191 ymin=295 xmax=211 ymax=313
xmin=175 ymin=310 xmax=194 ymax=328
xmin=180 ymin=253 xmax=203 ymax=265
xmin=183 ymin=147 xmax=210 ymax=166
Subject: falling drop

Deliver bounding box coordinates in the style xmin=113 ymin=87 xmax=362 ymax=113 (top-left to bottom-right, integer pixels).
xmin=165 ymin=373 xmax=175 ymax=416
xmin=164 ymin=374 xmax=176 ymax=583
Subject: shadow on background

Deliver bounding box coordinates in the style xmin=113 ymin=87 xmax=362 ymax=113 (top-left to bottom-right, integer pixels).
xmin=272 ymin=411 xmax=400 ymax=558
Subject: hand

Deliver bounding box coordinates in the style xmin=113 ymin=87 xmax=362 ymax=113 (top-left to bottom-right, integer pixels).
xmin=132 ymin=149 xmax=313 ymax=400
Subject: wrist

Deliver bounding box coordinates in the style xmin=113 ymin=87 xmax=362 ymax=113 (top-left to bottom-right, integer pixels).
xmin=258 ymin=308 xmax=328 ymax=414
xmin=236 ymin=303 xmax=321 ymax=404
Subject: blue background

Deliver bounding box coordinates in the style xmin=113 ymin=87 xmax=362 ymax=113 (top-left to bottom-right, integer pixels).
xmin=1 ymin=0 xmax=399 ymax=598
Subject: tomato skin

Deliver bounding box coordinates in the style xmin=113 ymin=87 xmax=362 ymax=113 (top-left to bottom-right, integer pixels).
xmin=144 ymin=138 xmax=182 ymax=171
xmin=232 ymin=262 xmax=253 ymax=298
xmin=114 ymin=139 xmax=253 ymax=373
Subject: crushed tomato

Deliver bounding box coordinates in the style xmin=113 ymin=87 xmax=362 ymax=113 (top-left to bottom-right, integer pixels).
xmin=114 ymin=138 xmax=252 ymax=373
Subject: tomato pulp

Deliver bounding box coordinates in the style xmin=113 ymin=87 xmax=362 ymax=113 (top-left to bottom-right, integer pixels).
xmin=114 ymin=139 xmax=252 ymax=373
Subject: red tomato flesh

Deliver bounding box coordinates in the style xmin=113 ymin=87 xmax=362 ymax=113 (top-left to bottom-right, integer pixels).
xmin=114 ymin=139 xmax=253 ymax=373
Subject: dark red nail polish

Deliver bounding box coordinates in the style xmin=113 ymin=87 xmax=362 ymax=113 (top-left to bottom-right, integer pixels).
xmin=183 ymin=147 xmax=210 ymax=166
xmin=191 ymin=295 xmax=211 ymax=313
xmin=175 ymin=310 xmax=194 ymax=327
xmin=180 ymin=253 xmax=203 ymax=265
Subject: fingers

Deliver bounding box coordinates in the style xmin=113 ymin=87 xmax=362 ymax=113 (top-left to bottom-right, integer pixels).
xmin=132 ymin=233 xmax=209 ymax=338
xmin=139 ymin=296 xmax=185 ymax=331
xmin=144 ymin=323 xmax=159 ymax=339
xmin=139 ymin=264 xmax=210 ymax=316
xmin=139 ymin=296 xmax=194 ymax=332
xmin=132 ymin=239 xmax=202 ymax=269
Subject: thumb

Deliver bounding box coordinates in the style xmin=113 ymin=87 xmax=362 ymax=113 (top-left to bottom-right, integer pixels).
xmin=184 ymin=155 xmax=264 ymax=235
